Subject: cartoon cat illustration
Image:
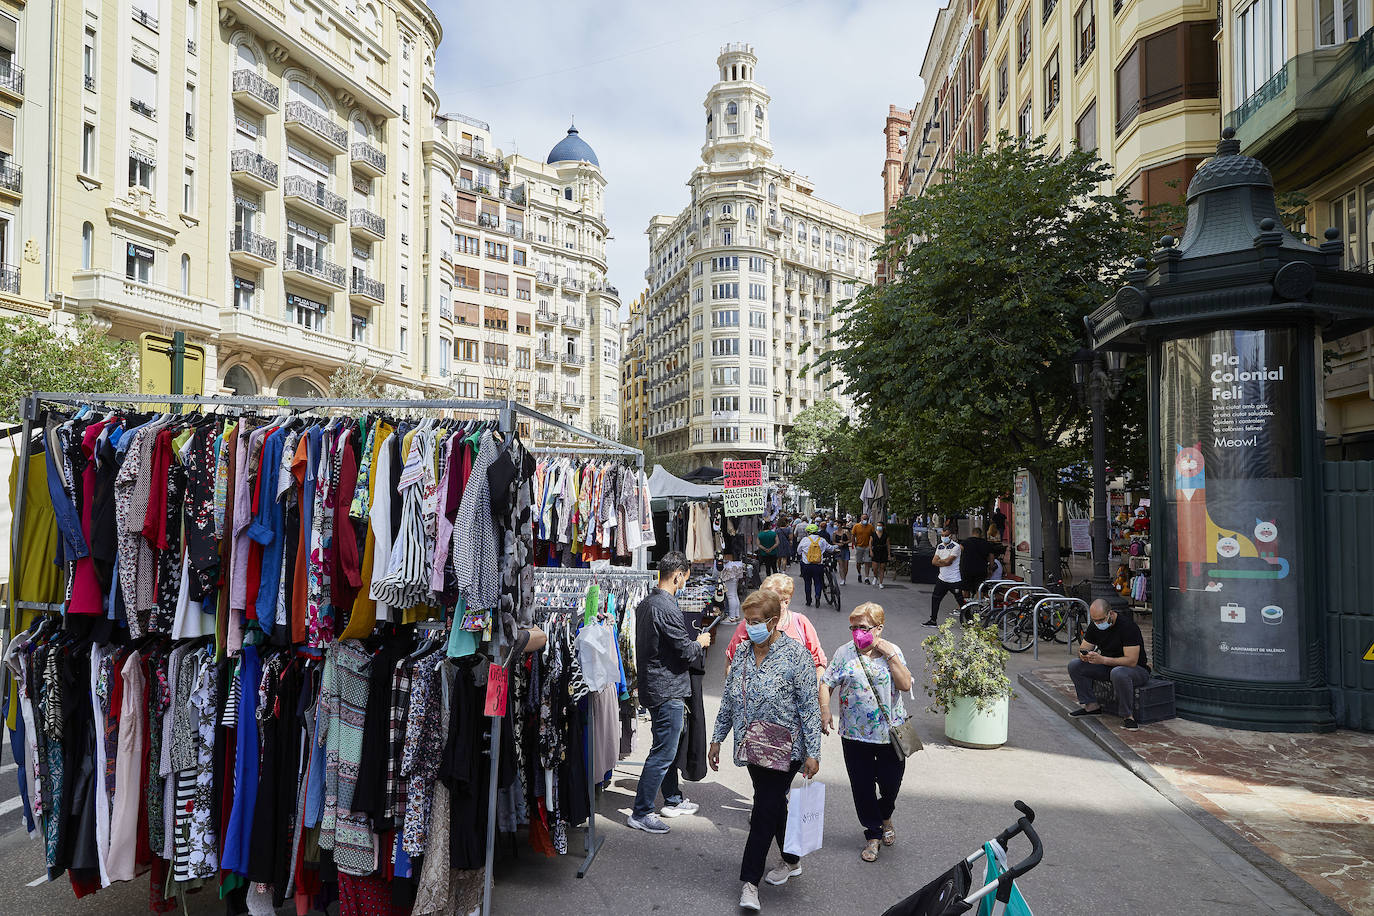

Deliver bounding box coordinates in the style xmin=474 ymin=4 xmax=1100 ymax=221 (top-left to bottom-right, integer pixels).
xmin=1215 ymin=533 xmax=1241 ymax=559
xmin=1175 ymin=443 xmax=1208 ymax=588
xmin=1254 ymin=519 xmax=1279 ymax=562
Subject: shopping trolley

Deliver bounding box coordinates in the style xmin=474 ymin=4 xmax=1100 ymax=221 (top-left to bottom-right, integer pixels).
xmin=881 ymin=801 xmax=1043 ymax=916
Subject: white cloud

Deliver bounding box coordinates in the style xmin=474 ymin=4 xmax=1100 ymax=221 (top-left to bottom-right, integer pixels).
xmin=430 ymin=0 xmax=941 ymax=311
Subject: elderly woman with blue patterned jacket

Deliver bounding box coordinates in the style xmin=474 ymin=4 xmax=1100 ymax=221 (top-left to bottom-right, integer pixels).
xmin=709 ymin=589 xmax=822 ymax=913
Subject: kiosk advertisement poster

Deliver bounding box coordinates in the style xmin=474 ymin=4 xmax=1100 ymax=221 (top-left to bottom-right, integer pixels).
xmin=1012 ymin=469 xmax=1041 ymax=585
xmin=1159 ymin=328 xmax=1302 ymax=681
xmin=723 ymin=460 xmax=765 ymax=517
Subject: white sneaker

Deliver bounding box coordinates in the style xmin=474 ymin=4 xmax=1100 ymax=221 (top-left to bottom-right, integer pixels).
xmin=739 ymin=883 xmax=761 ymax=911
xmin=764 ymin=862 xmax=803 ymax=885
xmin=660 ymin=798 xmax=699 ymax=818
xmin=626 ymin=813 xmax=670 ymax=834
xmin=878 ymin=583 xmax=884 ymax=589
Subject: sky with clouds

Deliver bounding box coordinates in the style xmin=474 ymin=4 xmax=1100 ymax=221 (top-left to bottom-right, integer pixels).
xmin=430 ymin=0 xmax=941 ymax=312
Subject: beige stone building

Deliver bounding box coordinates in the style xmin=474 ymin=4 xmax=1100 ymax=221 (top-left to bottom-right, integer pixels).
xmin=1221 ymin=0 xmax=1374 ymax=456
xmin=620 ymin=291 xmax=648 ymax=450
xmin=644 ymin=44 xmax=882 ymax=471
xmin=1 ymin=0 xmax=619 ymax=433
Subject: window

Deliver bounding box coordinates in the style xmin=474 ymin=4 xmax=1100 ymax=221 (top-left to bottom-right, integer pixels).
xmin=483 ymin=271 xmax=508 ymax=296
xmin=997 ymin=56 xmax=1008 ymax=107
xmin=180 ymin=253 xmax=189 ymax=293
xmin=712 ymin=255 xmax=739 ymax=271
xmin=997 ymin=0 xmax=1008 ymax=25
xmin=748 ymin=338 xmax=767 ymax=356
xmin=183 ymin=168 xmax=195 ymax=214
xmin=749 ymin=310 xmax=767 ymax=329
xmin=749 ymin=256 xmax=767 ymax=273
xmin=711 ymin=396 xmax=739 ymax=412
xmin=484 ymin=240 xmax=508 ymax=260
xmin=81 ymin=222 xmax=93 ymax=269
xmin=749 ymin=396 xmax=768 ymax=414
xmin=185 ymin=83 xmax=196 ymax=138
xmin=692 ymin=313 xmax=703 ymax=330
xmin=1075 ymin=100 xmax=1097 ymax=152
xmin=1043 ymin=49 xmax=1060 ymax=116
xmin=712 ymin=282 xmax=739 ymax=300
xmin=1017 ymin=98 xmax=1033 ymax=141
xmin=711 ymin=338 xmax=739 ymax=356
xmin=711 ymin=367 xmax=740 ymax=386
xmin=233 ymin=276 xmax=255 ymax=310
xmin=224 ymin=365 xmax=257 ymax=395
xmin=456 ymin=339 xmax=478 ymax=362
xmin=1018 ymin=10 xmax=1031 ymax=68
xmin=286 ymin=293 xmax=324 ymax=330
xmin=84 ymin=28 xmax=96 ymax=89
xmin=749 ymin=283 xmax=767 ymax=300
xmin=131 ymin=62 xmax=157 ymax=118
xmin=125 ymin=243 xmax=154 ymax=282
xmin=128 ymin=153 xmax=154 ymax=189
xmin=484 ymin=306 xmax=509 ymax=330
xmin=517 ymin=347 xmax=531 ymax=368
xmin=1235 ymin=0 xmax=1287 ymax=101
xmin=1317 ymin=0 xmax=1358 ymax=46
xmin=400 ymin=326 xmax=408 ymax=352
xmin=746 ymin=205 xmax=757 ymax=223
xmin=712 ymin=309 xmax=739 ymax=327
xmin=1116 ymin=24 xmax=1218 ymax=135
xmin=1074 ymin=1 xmax=1096 ymax=69
xmin=351 ymin=314 xmax=368 ymax=343
xmin=513 ymin=248 xmax=526 ymax=266
xmin=712 ymin=426 xmax=739 ymax=443
xmin=749 ymin=367 xmax=768 ymax=386
xmin=82 ymin=124 xmax=96 ymax=174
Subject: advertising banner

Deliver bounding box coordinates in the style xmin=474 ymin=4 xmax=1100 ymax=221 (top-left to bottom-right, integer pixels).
xmin=1158 ymin=328 xmax=1302 ymax=681
xmin=1012 ymin=469 xmax=1041 ymax=584
xmin=723 ymin=459 xmax=765 ymax=517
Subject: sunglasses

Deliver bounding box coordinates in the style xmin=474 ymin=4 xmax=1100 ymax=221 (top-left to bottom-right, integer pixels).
xmin=848 ymin=624 xmax=879 ymax=632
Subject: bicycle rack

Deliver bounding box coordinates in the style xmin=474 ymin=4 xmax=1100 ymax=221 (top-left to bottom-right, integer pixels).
xmin=963 ymin=579 xmax=1020 ymax=621
xmin=1030 ymin=596 xmax=1089 ymax=660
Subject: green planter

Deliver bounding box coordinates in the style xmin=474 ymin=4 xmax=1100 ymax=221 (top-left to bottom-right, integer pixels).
xmin=944 ymin=695 xmax=1009 ymax=749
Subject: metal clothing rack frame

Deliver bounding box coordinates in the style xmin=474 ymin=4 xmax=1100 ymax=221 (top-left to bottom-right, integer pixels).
xmin=531 ymin=566 xmax=654 ymax=878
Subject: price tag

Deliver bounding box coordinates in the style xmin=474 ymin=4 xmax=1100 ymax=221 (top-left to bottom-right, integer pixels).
xmin=484 ymin=663 xmax=508 ymax=717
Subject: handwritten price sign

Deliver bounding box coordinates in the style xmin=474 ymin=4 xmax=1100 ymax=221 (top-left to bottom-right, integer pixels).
xmin=723 ymin=460 xmax=765 ymax=516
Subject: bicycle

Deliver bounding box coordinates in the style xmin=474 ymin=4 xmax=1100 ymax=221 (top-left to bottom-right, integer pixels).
xmin=820 ymin=549 xmax=843 ymax=614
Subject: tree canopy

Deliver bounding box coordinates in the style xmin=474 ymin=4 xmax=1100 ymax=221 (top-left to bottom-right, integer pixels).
xmin=0 ymin=316 xmax=137 ymax=421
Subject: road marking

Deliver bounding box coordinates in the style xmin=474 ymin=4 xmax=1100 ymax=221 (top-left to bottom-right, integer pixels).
xmin=0 ymin=795 xmax=23 ymax=816
xmin=26 ymin=874 xmax=48 ymax=887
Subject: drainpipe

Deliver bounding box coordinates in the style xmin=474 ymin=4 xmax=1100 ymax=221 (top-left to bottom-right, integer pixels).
xmin=1366 ymin=330 xmax=1372 ymax=400
xmin=43 ymin=0 xmax=59 ymax=304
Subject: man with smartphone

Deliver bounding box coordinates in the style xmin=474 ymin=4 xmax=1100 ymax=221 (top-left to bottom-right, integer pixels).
xmin=1067 ymin=600 xmax=1151 ymax=729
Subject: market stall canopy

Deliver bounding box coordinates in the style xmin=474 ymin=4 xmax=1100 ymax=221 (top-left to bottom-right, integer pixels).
xmin=682 ymin=465 xmax=724 ymax=483
xmin=648 ymin=465 xmax=721 ymax=499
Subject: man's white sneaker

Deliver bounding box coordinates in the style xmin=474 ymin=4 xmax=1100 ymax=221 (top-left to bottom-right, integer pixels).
xmin=739 ymin=883 xmax=761 ymax=911
xmin=878 ymin=583 xmax=885 ymax=589
xmin=626 ymin=813 xmax=670 ymax=834
xmin=660 ymin=798 xmax=699 ymax=818
xmin=764 ymin=862 xmax=803 ymax=886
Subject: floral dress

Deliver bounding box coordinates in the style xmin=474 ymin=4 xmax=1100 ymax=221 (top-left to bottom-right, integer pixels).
xmin=822 ymin=642 xmax=908 ymax=744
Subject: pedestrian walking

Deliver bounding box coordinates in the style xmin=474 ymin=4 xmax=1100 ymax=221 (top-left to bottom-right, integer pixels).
xmin=757 ymin=524 xmax=780 ymax=576
xmin=776 ymin=519 xmax=793 ymax=573
xmin=795 ymin=524 xmax=831 ymax=608
xmin=725 ymin=573 xmax=831 ymax=730
xmin=870 ymin=523 xmax=890 ymax=589
xmin=834 ymin=520 xmax=853 ymax=586
xmin=630 ymin=551 xmax=713 ymax=834
xmin=851 ymin=514 xmax=876 ymax=584
xmin=924 ymin=523 xmax=963 ymax=627
xmin=822 ymin=601 xmax=913 ymax=862
xmin=709 ymin=589 xmax=823 ymax=913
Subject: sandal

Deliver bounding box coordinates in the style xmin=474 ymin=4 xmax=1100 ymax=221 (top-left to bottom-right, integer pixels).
xmin=882 ymin=821 xmax=896 ymax=847
xmin=861 ymin=839 xmax=880 ymax=862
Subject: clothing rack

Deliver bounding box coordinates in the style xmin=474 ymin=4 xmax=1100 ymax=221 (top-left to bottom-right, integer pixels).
xmin=531 ymin=557 xmax=653 ymax=879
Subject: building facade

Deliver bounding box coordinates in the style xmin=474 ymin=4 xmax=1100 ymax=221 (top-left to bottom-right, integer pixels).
xmin=2 ymin=0 xmax=617 ymax=434
xmin=644 ymin=44 xmax=882 ymax=470
xmin=620 ymin=290 xmax=647 ymax=450
xmin=897 ymin=0 xmax=1221 ymax=209
xmin=1221 ymin=0 xmax=1374 ymax=456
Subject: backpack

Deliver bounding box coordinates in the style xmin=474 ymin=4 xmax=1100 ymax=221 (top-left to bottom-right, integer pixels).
xmin=805 ymin=537 xmax=823 ymax=565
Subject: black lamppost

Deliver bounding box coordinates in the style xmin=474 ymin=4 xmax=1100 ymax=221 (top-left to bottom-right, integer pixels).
xmin=1072 ymin=346 xmax=1128 ymax=608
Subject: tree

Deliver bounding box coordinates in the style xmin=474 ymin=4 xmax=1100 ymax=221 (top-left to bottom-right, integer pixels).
xmin=831 ymin=134 xmax=1156 ymax=577
xmin=327 ymin=362 xmax=385 ymax=400
xmin=0 ymin=315 xmax=137 ymax=421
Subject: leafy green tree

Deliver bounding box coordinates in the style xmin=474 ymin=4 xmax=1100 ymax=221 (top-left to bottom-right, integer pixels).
xmin=831 ymin=134 xmax=1156 ymax=576
xmin=0 ymin=315 xmax=137 ymax=421
xmin=327 ymin=362 xmax=385 ymax=400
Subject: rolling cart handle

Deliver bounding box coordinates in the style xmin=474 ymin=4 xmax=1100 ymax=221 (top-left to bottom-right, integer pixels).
xmin=993 ymin=801 xmax=1044 ymax=903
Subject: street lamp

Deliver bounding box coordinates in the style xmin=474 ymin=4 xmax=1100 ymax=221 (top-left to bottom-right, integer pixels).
xmin=1072 ymin=345 xmax=1128 ymax=608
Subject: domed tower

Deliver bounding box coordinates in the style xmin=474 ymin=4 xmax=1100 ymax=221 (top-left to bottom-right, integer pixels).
xmin=702 ymin=43 xmax=773 ymax=167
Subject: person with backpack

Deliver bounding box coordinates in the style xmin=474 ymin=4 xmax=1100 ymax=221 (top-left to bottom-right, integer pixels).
xmin=796 ymin=524 xmax=832 ymax=608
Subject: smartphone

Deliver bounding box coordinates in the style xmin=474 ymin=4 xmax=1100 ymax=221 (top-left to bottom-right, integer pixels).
xmin=1078 ymin=647 xmax=1090 ymax=656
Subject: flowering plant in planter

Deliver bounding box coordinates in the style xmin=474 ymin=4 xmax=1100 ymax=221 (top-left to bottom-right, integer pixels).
xmin=922 ymin=618 xmax=1013 ymax=714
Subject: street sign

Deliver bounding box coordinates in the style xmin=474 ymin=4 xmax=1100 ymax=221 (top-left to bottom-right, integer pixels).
xmin=1364 ymin=641 xmax=1374 ymax=662
xmin=723 ymin=459 xmax=765 ymax=517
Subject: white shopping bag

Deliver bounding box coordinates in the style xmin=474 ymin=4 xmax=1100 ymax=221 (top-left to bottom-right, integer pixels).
xmin=783 ymin=778 xmax=825 ymax=857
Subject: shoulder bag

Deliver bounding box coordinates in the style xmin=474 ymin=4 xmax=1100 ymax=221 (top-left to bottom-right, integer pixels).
xmin=857 ymin=653 xmax=923 ymax=758
xmin=738 ymin=658 xmax=795 ymax=771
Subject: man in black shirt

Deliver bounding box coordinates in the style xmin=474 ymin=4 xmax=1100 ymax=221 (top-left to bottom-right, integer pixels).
xmin=957 ymin=528 xmax=994 ymax=620
xmin=1067 ymin=600 xmax=1151 ymax=729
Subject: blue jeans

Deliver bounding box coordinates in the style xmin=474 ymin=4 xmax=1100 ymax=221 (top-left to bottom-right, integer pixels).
xmin=633 ymin=698 xmax=685 ymax=817
xmin=800 ymin=562 xmax=824 ymax=604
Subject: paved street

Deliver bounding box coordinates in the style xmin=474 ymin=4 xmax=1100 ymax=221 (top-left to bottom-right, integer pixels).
xmin=0 ymin=572 xmax=1327 ymax=916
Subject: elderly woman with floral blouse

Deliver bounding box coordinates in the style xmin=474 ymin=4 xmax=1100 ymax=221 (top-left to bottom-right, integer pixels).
xmin=709 ymin=589 xmax=822 ymax=913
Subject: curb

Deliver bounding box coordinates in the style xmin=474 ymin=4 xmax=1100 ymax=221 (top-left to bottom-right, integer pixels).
xmin=1018 ymin=670 xmax=1352 ymax=916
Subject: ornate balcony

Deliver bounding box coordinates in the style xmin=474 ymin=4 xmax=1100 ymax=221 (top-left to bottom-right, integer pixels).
xmin=535 ymin=307 xmax=557 ymax=325
xmin=285 ymin=100 xmax=347 ymax=152
xmin=350 ymin=270 xmax=384 ymax=304
xmin=561 ymin=393 xmax=585 ymax=407
xmin=0 ymin=62 xmax=24 ymax=101
xmin=535 ymin=349 xmax=557 ymax=365
xmin=351 ymin=141 xmax=386 ymax=177
xmin=0 ymin=162 xmax=20 ymax=199
xmin=283 ymin=253 xmax=346 ymax=293
xmin=229 ymin=229 xmax=277 ymax=270
xmin=561 ymin=353 xmax=585 ymax=368
xmin=0 ymin=264 xmax=18 ymax=294
xmin=231 ymin=149 xmax=279 ymax=191
xmin=535 ymin=389 xmax=556 ymax=406
xmin=284 ymin=175 xmax=346 ymax=223
xmin=350 ymin=207 xmax=385 ymax=241
xmin=562 ymin=314 xmax=585 ymax=329
xmin=232 ymin=69 xmax=279 ymax=114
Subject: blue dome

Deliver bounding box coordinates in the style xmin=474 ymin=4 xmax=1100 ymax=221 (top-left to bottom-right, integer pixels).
xmin=547 ymin=125 xmax=599 ymax=167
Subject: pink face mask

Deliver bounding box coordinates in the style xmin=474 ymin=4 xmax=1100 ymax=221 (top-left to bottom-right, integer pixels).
xmin=852 ymin=628 xmax=876 ymax=651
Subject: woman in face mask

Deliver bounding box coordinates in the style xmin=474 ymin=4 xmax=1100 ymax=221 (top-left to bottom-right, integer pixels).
xmin=870 ymin=523 xmax=890 ymax=589
xmin=710 ymin=590 xmax=823 ymax=912
xmin=821 ymin=602 xmax=913 ymax=862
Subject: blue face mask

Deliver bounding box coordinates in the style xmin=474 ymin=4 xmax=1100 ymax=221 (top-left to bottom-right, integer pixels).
xmin=745 ymin=621 xmax=772 ymax=644
xmin=1094 ymin=617 xmax=1113 ymax=631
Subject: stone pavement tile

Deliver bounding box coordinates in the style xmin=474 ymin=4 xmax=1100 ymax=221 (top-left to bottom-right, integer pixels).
xmin=1033 ymin=665 xmax=1374 ymax=915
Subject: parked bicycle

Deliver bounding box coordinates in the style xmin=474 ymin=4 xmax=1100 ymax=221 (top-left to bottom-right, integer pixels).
xmin=820 ymin=548 xmax=843 ymax=614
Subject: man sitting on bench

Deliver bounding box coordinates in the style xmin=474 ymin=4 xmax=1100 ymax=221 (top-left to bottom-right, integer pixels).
xmin=1068 ymin=599 xmax=1150 ymax=730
